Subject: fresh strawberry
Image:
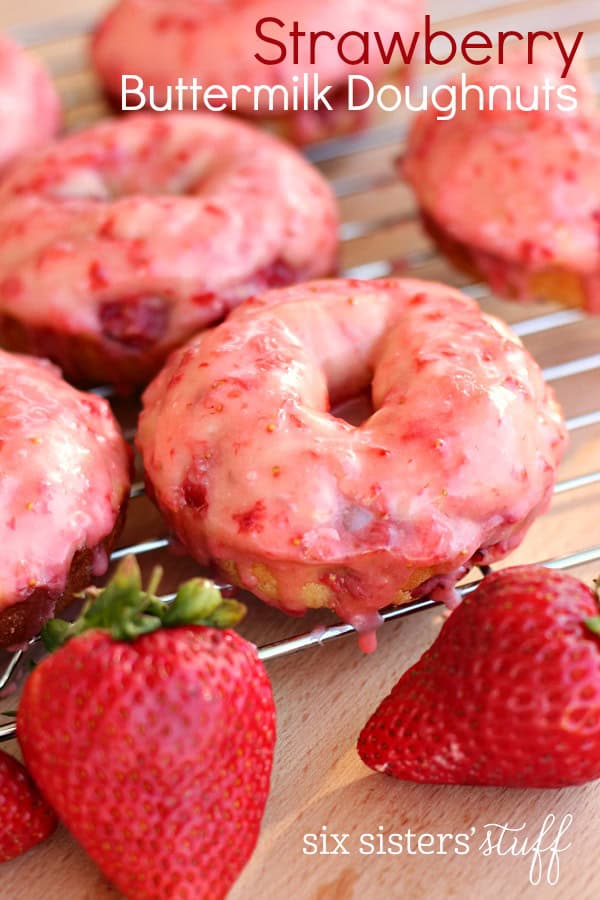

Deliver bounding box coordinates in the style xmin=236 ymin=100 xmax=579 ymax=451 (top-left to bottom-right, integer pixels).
xmin=17 ymin=557 xmax=276 ymax=899
xmin=0 ymin=748 xmax=57 ymax=862
xmin=358 ymin=566 xmax=600 ymax=788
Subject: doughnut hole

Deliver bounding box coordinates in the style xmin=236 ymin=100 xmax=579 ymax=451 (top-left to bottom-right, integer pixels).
xmin=51 ymin=168 xmax=112 ymax=201
xmin=333 ymin=392 xmax=374 ymax=426
xmin=98 ymin=295 xmax=170 ymax=350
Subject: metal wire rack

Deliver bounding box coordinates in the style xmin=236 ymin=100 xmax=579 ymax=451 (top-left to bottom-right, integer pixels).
xmin=1 ymin=1 xmax=600 ymax=743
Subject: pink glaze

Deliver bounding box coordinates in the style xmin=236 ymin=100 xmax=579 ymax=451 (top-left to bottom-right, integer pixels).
xmin=353 ymin=611 xmax=385 ymax=654
xmin=92 ymin=0 xmax=422 ymax=113
xmin=0 ymin=33 xmax=60 ymax=175
xmin=0 ymin=350 xmax=130 ymax=609
xmin=137 ymin=278 xmax=567 ymax=630
xmin=404 ymin=51 xmax=600 ymax=311
xmin=0 ymin=113 xmax=338 ymax=383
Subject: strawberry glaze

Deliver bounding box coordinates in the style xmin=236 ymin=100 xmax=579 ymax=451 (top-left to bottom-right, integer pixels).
xmin=138 ymin=279 xmax=567 ymax=641
xmin=0 ymin=351 xmax=130 ymax=609
xmin=0 ymin=33 xmax=60 ymax=175
xmin=0 ymin=113 xmax=338 ymax=385
xmin=92 ymin=0 xmax=422 ymax=114
xmin=404 ymin=50 xmax=600 ymax=311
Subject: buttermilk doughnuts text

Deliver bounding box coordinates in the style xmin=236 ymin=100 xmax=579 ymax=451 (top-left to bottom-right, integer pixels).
xmin=0 ymin=33 xmax=60 ymax=175
xmin=0 ymin=351 xmax=131 ymax=647
xmin=0 ymin=113 xmax=337 ymax=386
xmin=93 ymin=0 xmax=422 ymax=132
xmin=138 ymin=279 xmax=567 ymax=651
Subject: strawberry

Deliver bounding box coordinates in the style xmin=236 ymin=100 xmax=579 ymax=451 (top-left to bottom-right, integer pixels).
xmin=17 ymin=557 xmax=276 ymax=899
xmin=358 ymin=566 xmax=600 ymax=788
xmin=0 ymin=748 xmax=57 ymax=862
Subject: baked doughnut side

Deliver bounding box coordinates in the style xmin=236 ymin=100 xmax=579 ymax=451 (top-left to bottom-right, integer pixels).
xmin=420 ymin=212 xmax=596 ymax=311
xmin=138 ymin=278 xmax=567 ymax=628
xmin=0 ymin=311 xmax=182 ymax=387
xmin=0 ymin=501 xmax=128 ymax=648
xmin=0 ymin=352 xmax=132 ymax=645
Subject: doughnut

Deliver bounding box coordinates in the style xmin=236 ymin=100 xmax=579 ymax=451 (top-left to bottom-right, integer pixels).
xmin=0 ymin=33 xmax=60 ymax=175
xmin=0 ymin=113 xmax=338 ymax=387
xmin=404 ymin=49 xmax=600 ymax=312
xmin=137 ymin=278 xmax=567 ymax=650
xmin=0 ymin=350 xmax=131 ymax=647
xmin=92 ymin=0 xmax=422 ymax=142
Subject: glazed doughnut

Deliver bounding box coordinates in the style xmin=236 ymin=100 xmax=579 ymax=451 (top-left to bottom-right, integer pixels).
xmin=0 ymin=350 xmax=131 ymax=647
xmin=0 ymin=33 xmax=60 ymax=175
xmin=137 ymin=278 xmax=567 ymax=649
xmin=92 ymin=0 xmax=422 ymax=141
xmin=0 ymin=113 xmax=338 ymax=386
xmin=404 ymin=50 xmax=600 ymax=312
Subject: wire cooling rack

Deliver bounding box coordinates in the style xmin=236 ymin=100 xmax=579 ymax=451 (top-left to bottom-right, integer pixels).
xmin=1 ymin=0 xmax=600 ymax=743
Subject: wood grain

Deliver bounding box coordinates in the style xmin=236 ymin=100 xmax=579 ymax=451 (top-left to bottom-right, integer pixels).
xmin=1 ymin=1 xmax=600 ymax=899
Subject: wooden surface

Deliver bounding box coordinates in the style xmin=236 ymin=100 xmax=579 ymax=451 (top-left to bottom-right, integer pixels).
xmin=1 ymin=1 xmax=600 ymax=898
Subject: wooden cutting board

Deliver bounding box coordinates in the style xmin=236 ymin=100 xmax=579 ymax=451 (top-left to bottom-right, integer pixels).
xmin=1 ymin=1 xmax=600 ymax=898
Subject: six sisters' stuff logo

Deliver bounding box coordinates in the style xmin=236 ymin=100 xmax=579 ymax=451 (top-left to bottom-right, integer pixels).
xmin=302 ymin=815 xmax=574 ymax=887
xmin=121 ymin=14 xmax=586 ymax=120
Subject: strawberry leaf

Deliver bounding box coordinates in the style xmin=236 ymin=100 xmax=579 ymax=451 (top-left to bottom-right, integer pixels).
xmin=584 ymin=615 xmax=600 ymax=636
xmin=41 ymin=556 xmax=246 ymax=650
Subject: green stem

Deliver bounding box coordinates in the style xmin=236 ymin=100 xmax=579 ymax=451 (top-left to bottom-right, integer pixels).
xmin=583 ymin=577 xmax=600 ymax=637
